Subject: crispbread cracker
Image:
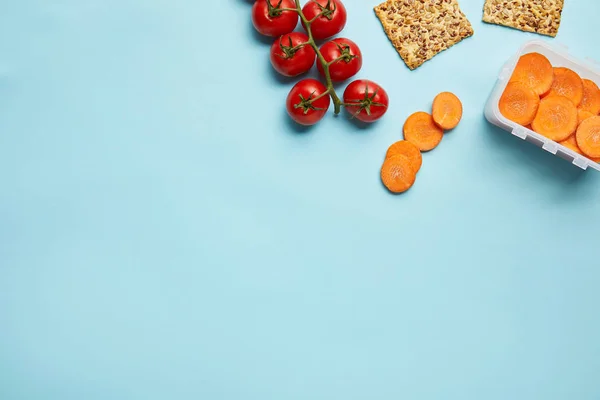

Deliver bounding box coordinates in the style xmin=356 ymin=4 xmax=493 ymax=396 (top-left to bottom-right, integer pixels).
xmin=374 ymin=0 xmax=474 ymax=70
xmin=482 ymin=0 xmax=564 ymax=37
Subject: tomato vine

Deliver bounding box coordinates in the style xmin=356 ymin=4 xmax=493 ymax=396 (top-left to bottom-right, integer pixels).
xmin=291 ymin=0 xmax=343 ymax=114
xmin=253 ymin=0 xmax=388 ymax=126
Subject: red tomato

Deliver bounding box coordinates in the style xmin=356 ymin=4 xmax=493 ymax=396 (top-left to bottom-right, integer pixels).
xmin=301 ymin=0 xmax=347 ymax=40
xmin=317 ymin=38 xmax=362 ymax=82
xmin=270 ymin=33 xmax=316 ymax=77
xmin=343 ymin=80 xmax=389 ymax=123
xmin=252 ymin=0 xmax=298 ymax=37
xmin=286 ymin=79 xmax=331 ymax=126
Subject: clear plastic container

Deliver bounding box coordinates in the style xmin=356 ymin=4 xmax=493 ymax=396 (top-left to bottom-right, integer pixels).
xmin=485 ymin=40 xmax=600 ymax=171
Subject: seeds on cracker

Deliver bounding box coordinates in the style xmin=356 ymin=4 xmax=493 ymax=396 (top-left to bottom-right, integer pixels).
xmin=482 ymin=0 xmax=564 ymax=37
xmin=374 ymin=0 xmax=474 ymax=70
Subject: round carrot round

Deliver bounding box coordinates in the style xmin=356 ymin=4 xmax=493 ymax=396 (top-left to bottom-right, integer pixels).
xmin=531 ymin=95 xmax=579 ymax=142
xmin=579 ymin=79 xmax=600 ymax=115
xmin=576 ymin=116 xmax=600 ymax=158
xmin=509 ymin=52 xmax=554 ymax=96
xmin=578 ymin=109 xmax=595 ymax=125
xmin=380 ymin=155 xmax=416 ymax=194
xmin=432 ymin=92 xmax=463 ymax=130
xmin=560 ymin=134 xmax=577 ymax=147
xmin=560 ymin=136 xmax=583 ymax=155
xmin=560 ymin=135 xmax=581 ymax=153
xmin=560 ymin=135 xmax=600 ymax=162
xmin=403 ymin=112 xmax=444 ymax=152
xmin=545 ymin=67 xmax=584 ymax=107
xmin=385 ymin=140 xmax=422 ymax=173
xmin=499 ymin=82 xmax=540 ymax=126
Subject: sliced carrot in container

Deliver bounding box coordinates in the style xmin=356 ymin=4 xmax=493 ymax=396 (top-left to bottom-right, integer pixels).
xmin=578 ymin=109 xmax=595 ymax=125
xmin=509 ymin=52 xmax=554 ymax=96
xmin=499 ymin=82 xmax=540 ymax=126
xmin=560 ymin=136 xmax=583 ymax=154
xmin=403 ymin=112 xmax=444 ymax=151
xmin=579 ymin=79 xmax=600 ymax=115
xmin=545 ymin=67 xmax=584 ymax=107
xmin=532 ymin=95 xmax=578 ymax=142
xmin=560 ymin=134 xmax=578 ymax=148
xmin=432 ymin=92 xmax=463 ymax=130
xmin=380 ymin=155 xmax=416 ymax=194
xmin=560 ymin=134 xmax=600 ymax=161
xmin=576 ymin=116 xmax=600 ymax=158
xmin=385 ymin=140 xmax=423 ymax=173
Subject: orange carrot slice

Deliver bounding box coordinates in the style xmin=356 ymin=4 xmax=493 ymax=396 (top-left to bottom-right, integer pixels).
xmin=560 ymin=136 xmax=583 ymax=154
xmin=381 ymin=155 xmax=416 ymax=194
xmin=579 ymin=79 xmax=600 ymax=115
xmin=385 ymin=140 xmax=423 ymax=173
xmin=403 ymin=112 xmax=444 ymax=151
xmin=499 ymin=82 xmax=540 ymax=126
xmin=576 ymin=116 xmax=600 ymax=158
xmin=531 ymin=95 xmax=578 ymax=142
xmin=578 ymin=109 xmax=595 ymax=125
xmin=545 ymin=67 xmax=584 ymax=107
xmin=432 ymin=92 xmax=463 ymax=130
xmin=561 ymin=134 xmax=577 ymax=148
xmin=560 ymin=133 xmax=600 ymax=162
xmin=509 ymin=52 xmax=554 ymax=96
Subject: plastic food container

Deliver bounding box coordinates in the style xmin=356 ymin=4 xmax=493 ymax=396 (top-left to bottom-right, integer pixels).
xmin=485 ymin=40 xmax=600 ymax=171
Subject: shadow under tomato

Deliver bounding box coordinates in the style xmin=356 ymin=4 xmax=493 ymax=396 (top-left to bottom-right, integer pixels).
xmin=248 ymin=20 xmax=274 ymax=45
xmin=267 ymin=60 xmax=300 ymax=85
xmin=283 ymin=109 xmax=316 ymax=134
xmin=339 ymin=109 xmax=379 ymax=131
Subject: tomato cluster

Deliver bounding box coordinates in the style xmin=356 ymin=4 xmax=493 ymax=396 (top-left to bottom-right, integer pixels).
xmin=251 ymin=0 xmax=389 ymax=126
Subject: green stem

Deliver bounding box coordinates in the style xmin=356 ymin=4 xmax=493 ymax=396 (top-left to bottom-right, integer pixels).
xmin=293 ymin=0 xmax=342 ymax=115
xmin=327 ymin=53 xmax=346 ymax=66
xmin=310 ymin=88 xmax=332 ymax=102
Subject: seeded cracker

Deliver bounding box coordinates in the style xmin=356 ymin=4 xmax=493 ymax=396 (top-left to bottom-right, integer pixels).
xmin=482 ymin=0 xmax=564 ymax=37
xmin=374 ymin=0 xmax=474 ymax=70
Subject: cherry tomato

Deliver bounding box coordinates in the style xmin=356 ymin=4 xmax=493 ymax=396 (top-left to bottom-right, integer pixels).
xmin=270 ymin=33 xmax=316 ymax=77
xmin=301 ymin=0 xmax=347 ymax=40
xmin=286 ymin=79 xmax=331 ymax=126
xmin=317 ymin=38 xmax=362 ymax=82
xmin=252 ymin=0 xmax=298 ymax=37
xmin=343 ymin=80 xmax=389 ymax=123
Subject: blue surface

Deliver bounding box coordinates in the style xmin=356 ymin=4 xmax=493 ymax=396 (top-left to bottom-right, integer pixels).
xmin=1 ymin=0 xmax=600 ymax=398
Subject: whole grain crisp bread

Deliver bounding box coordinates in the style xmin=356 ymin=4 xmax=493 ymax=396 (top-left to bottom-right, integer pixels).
xmin=374 ymin=0 xmax=474 ymax=70
xmin=482 ymin=0 xmax=564 ymax=37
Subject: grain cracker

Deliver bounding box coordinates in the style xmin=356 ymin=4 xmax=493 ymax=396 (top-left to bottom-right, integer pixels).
xmin=374 ymin=0 xmax=474 ymax=70
xmin=482 ymin=0 xmax=564 ymax=37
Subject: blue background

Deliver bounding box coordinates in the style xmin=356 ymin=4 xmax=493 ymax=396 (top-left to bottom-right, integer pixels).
xmin=1 ymin=0 xmax=600 ymax=398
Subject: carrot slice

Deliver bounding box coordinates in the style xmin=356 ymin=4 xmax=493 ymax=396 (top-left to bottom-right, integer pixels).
xmin=499 ymin=82 xmax=540 ymax=126
xmin=579 ymin=79 xmax=600 ymax=115
xmin=578 ymin=109 xmax=595 ymax=125
xmin=560 ymin=136 xmax=583 ymax=154
xmin=576 ymin=116 xmax=600 ymax=158
xmin=385 ymin=140 xmax=423 ymax=173
xmin=381 ymin=155 xmax=416 ymax=194
xmin=531 ymin=96 xmax=578 ymax=142
xmin=403 ymin=112 xmax=444 ymax=151
xmin=560 ymin=134 xmax=600 ymax=162
xmin=561 ymin=134 xmax=577 ymax=148
xmin=545 ymin=67 xmax=584 ymax=107
xmin=432 ymin=92 xmax=463 ymax=130
xmin=509 ymin=52 xmax=554 ymax=96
